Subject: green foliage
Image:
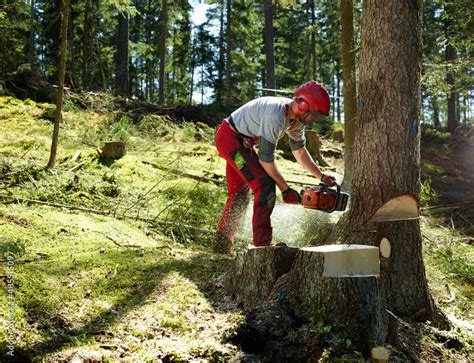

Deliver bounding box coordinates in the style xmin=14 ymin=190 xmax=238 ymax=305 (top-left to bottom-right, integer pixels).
xmin=420 ymin=177 xmax=439 ymax=206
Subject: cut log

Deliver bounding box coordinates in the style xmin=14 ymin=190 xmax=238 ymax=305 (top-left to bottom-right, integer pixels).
xmin=300 ymin=245 xmax=380 ymax=277
xmin=370 ymin=193 xmax=420 ymax=222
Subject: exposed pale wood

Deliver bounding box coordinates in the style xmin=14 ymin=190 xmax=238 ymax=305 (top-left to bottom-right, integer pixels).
xmin=70 ymin=150 xmax=81 ymax=162
xmin=379 ymin=238 xmax=391 ymax=258
xmin=370 ymin=346 xmax=390 ymax=362
xmin=301 ymin=245 xmax=380 ymax=277
xmin=68 ymin=160 xmax=87 ymax=172
xmin=370 ymin=194 xmax=420 ymax=222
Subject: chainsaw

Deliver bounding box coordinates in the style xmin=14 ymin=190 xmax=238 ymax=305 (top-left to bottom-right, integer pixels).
xmin=300 ymin=183 xmax=349 ymax=213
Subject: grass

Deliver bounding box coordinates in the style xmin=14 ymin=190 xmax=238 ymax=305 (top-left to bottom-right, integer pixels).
xmin=0 ymin=96 xmax=472 ymax=361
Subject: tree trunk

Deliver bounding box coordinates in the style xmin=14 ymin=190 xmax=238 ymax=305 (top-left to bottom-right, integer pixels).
xmin=47 ymin=0 xmax=69 ymax=169
xmin=28 ymin=0 xmax=35 ymax=72
xmin=340 ymin=0 xmax=443 ymax=324
xmin=67 ymin=2 xmax=75 ymax=87
xmin=216 ymin=0 xmax=225 ymax=103
xmin=310 ymin=0 xmax=316 ymax=80
xmin=145 ymin=0 xmax=153 ymax=101
xmin=189 ymin=37 xmax=196 ymax=104
xmin=336 ymin=70 xmax=341 ymax=121
xmin=82 ymin=0 xmax=90 ymax=89
xmin=158 ymin=0 xmax=168 ymax=104
xmin=264 ymin=0 xmax=275 ymax=96
xmin=431 ymin=94 xmax=440 ymax=129
xmin=225 ymin=0 xmax=232 ymax=104
xmin=340 ymin=0 xmax=357 ymax=191
xmin=445 ymin=42 xmax=457 ymax=132
xmin=116 ymin=11 xmax=129 ymax=97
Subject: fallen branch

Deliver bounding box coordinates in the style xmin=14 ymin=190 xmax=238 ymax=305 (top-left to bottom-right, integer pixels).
xmin=105 ymin=235 xmax=125 ymax=248
xmin=68 ymin=160 xmax=88 ymax=173
xmin=421 ymin=201 xmax=474 ymax=211
xmin=142 ymin=160 xmax=224 ymax=186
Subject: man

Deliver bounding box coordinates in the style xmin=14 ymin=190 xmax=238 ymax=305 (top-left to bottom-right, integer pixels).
xmin=214 ymin=80 xmax=336 ymax=254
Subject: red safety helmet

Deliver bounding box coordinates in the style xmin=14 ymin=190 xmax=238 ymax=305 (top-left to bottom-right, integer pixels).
xmin=295 ymin=81 xmax=330 ymax=115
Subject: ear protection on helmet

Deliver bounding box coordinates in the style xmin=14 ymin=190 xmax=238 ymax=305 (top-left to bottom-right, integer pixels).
xmin=297 ymin=97 xmax=309 ymax=113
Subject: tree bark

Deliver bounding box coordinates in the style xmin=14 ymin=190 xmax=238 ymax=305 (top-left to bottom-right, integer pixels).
xmin=159 ymin=0 xmax=168 ymax=104
xmin=264 ymin=0 xmax=275 ymax=96
xmin=82 ymin=0 xmax=91 ymax=89
xmin=47 ymin=0 xmax=69 ymax=169
xmin=225 ymin=0 xmax=232 ymax=104
xmin=431 ymin=94 xmax=440 ymax=129
xmin=216 ymin=0 xmax=225 ymax=103
xmin=445 ymin=42 xmax=457 ymax=132
xmin=28 ymin=0 xmax=35 ymax=72
xmin=310 ymin=0 xmax=316 ymax=80
xmin=339 ymin=0 xmax=443 ymax=324
xmin=340 ymin=0 xmax=357 ymax=191
xmin=116 ymin=11 xmax=129 ymax=97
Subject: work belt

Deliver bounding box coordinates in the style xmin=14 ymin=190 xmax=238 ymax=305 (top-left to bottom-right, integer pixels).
xmin=225 ymin=116 xmax=259 ymax=149
xmin=225 ymin=116 xmax=260 ymax=145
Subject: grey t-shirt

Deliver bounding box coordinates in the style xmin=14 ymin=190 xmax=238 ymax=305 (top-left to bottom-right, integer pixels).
xmin=230 ymin=96 xmax=305 ymax=147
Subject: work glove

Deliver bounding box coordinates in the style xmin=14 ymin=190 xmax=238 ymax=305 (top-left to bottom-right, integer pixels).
xmin=320 ymin=174 xmax=336 ymax=187
xmin=282 ymin=187 xmax=302 ymax=204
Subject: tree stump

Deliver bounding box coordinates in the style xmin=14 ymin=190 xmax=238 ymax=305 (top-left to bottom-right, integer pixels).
xmin=224 ymin=244 xmax=388 ymax=353
xmin=97 ymin=141 xmax=126 ymax=160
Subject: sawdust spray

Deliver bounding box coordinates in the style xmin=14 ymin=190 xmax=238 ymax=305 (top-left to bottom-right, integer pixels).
xmin=238 ymin=201 xmax=336 ymax=248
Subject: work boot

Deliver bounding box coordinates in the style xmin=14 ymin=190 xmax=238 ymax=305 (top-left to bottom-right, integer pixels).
xmin=213 ymin=232 xmax=233 ymax=254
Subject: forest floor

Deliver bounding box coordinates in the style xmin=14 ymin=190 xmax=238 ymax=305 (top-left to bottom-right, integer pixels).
xmin=0 ymin=95 xmax=472 ymax=362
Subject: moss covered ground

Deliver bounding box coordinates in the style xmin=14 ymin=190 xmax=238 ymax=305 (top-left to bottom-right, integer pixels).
xmin=0 ymin=96 xmax=472 ymax=361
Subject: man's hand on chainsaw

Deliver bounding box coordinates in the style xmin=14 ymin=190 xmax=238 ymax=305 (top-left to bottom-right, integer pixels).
xmin=320 ymin=174 xmax=336 ymax=186
xmin=282 ymin=187 xmax=302 ymax=204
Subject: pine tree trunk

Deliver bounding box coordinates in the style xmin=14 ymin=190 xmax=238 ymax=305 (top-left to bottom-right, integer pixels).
xmin=216 ymin=0 xmax=225 ymax=103
xmin=116 ymin=11 xmax=129 ymax=97
xmin=446 ymin=42 xmax=457 ymax=132
xmin=340 ymin=0 xmax=357 ymax=191
xmin=336 ymin=70 xmax=341 ymax=121
xmin=47 ymin=0 xmax=69 ymax=169
xmin=67 ymin=3 xmax=75 ymax=87
xmin=28 ymin=0 xmax=35 ymax=72
xmin=159 ymin=0 xmax=167 ymax=104
xmin=264 ymin=0 xmax=275 ymax=96
xmin=82 ymin=0 xmax=90 ymax=89
xmin=340 ymin=0 xmax=443 ymax=323
xmin=431 ymin=94 xmax=440 ymax=129
xmin=310 ymin=0 xmax=316 ymax=79
xmin=145 ymin=0 xmax=153 ymax=101
xmin=225 ymin=0 xmax=232 ymax=104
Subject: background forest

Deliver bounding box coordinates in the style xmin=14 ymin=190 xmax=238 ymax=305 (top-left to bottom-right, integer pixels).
xmin=1 ymin=0 xmax=472 ymax=128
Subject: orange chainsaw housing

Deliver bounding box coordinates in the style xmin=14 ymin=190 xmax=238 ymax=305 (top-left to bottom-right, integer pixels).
xmin=300 ymin=183 xmax=349 ymax=212
xmin=301 ymin=185 xmax=337 ymax=210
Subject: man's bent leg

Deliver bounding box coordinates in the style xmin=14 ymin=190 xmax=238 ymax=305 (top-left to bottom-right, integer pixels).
xmin=251 ymin=174 xmax=276 ymax=247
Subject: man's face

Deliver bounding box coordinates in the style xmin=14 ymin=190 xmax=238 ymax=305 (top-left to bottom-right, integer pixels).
xmin=301 ymin=110 xmax=327 ymax=125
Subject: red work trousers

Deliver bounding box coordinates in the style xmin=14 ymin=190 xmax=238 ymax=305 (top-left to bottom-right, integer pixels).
xmin=215 ymin=120 xmax=276 ymax=249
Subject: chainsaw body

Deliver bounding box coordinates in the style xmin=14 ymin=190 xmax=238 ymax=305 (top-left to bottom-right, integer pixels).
xmin=301 ymin=183 xmax=349 ymax=213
